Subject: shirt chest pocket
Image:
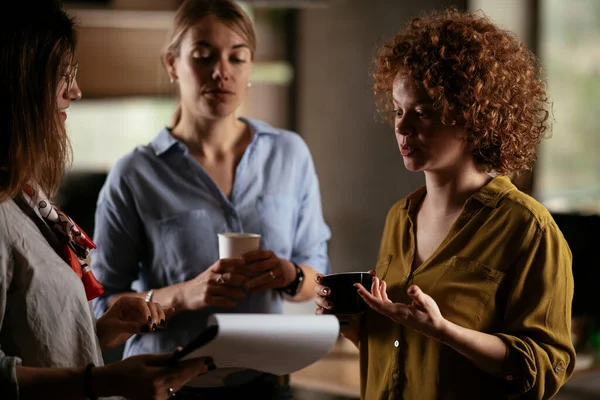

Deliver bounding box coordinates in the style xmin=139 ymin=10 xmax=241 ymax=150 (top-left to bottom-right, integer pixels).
xmin=255 ymin=194 xmax=297 ymax=258
xmin=152 ymin=209 xmax=217 ymax=283
xmin=433 ymin=257 xmax=505 ymax=331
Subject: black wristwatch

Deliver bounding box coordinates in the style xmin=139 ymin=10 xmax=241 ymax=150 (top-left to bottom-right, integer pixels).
xmin=281 ymin=262 xmax=304 ymax=297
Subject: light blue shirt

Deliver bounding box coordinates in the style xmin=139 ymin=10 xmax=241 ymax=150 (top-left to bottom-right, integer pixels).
xmin=91 ymin=118 xmax=331 ymax=358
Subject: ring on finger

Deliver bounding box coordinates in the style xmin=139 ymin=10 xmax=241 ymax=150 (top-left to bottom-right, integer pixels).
xmin=268 ymin=270 xmax=276 ymax=280
xmin=216 ymin=274 xmax=225 ymax=285
xmin=168 ymin=387 xmax=176 ymax=398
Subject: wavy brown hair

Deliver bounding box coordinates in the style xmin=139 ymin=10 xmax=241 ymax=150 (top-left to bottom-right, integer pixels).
xmin=373 ymin=8 xmax=550 ymax=174
xmin=0 ymin=1 xmax=77 ymax=200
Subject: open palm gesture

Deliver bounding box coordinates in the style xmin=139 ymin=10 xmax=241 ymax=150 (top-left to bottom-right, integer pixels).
xmin=355 ymin=272 xmax=446 ymax=340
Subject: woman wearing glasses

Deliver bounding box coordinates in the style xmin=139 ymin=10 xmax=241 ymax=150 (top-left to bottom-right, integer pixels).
xmin=0 ymin=2 xmax=213 ymax=399
xmin=91 ymin=0 xmax=330 ymax=398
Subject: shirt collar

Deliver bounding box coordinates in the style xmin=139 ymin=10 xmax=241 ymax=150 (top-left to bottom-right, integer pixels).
xmin=150 ymin=127 xmax=179 ymax=156
xmin=401 ymin=175 xmax=516 ymax=210
xmin=471 ymin=175 xmax=516 ymax=208
xmin=403 ymin=186 xmax=426 ymax=211
xmin=149 ymin=117 xmax=281 ymax=157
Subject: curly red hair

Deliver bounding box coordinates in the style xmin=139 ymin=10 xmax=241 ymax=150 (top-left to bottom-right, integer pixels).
xmin=373 ymin=8 xmax=550 ymax=174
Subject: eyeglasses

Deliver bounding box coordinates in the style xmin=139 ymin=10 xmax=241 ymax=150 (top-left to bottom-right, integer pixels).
xmin=61 ymin=61 xmax=79 ymax=92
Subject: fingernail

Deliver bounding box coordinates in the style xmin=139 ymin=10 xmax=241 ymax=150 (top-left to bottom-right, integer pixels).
xmin=204 ymin=357 xmax=214 ymax=365
xmin=159 ymin=319 xmax=166 ymax=328
xmin=152 ymin=323 xmax=157 ymax=332
xmin=147 ymin=316 xmax=152 ymax=323
xmin=326 ymin=301 xmax=333 ymax=309
xmin=315 ymin=275 xmax=322 ymax=283
xmin=208 ymin=364 xmax=217 ymax=371
xmin=322 ymin=288 xmax=330 ymax=295
xmin=141 ymin=325 xmax=150 ymax=333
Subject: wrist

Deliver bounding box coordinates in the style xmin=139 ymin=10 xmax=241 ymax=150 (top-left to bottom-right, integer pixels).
xmin=435 ymin=318 xmax=457 ymax=346
xmin=83 ymin=363 xmax=97 ymax=400
xmin=171 ymin=283 xmax=187 ymax=311
xmin=280 ymin=261 xmax=305 ymax=297
xmin=282 ymin=259 xmax=296 ymax=287
xmin=92 ymin=365 xmax=120 ymax=398
xmin=144 ymin=288 xmax=155 ymax=303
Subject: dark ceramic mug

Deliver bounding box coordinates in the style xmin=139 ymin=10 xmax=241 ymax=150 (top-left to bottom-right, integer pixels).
xmin=321 ymin=272 xmax=373 ymax=315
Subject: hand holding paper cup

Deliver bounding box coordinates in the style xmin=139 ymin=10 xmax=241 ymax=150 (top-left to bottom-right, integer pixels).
xmin=218 ymin=233 xmax=261 ymax=259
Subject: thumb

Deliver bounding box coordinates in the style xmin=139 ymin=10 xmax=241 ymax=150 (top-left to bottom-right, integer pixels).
xmin=407 ymin=285 xmax=429 ymax=311
xmin=176 ymin=355 xmax=215 ymax=375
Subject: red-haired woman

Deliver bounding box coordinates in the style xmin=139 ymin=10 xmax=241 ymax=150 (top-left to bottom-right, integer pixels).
xmin=316 ymin=9 xmax=574 ymax=400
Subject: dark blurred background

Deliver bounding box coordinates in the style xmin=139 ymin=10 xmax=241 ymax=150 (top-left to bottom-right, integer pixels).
xmin=57 ymin=1 xmax=600 ymax=398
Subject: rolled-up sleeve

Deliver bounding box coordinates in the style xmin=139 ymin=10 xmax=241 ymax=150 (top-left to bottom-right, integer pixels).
xmin=494 ymin=222 xmax=575 ymax=399
xmin=290 ymin=144 xmax=331 ymax=275
xmin=91 ymin=160 xmax=146 ymax=319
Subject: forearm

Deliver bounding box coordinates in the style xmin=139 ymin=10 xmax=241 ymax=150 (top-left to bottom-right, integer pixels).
xmin=438 ymin=319 xmax=507 ymax=376
xmin=286 ymin=263 xmax=317 ymax=302
xmin=16 ymin=365 xmax=86 ymax=400
xmin=105 ymin=284 xmax=185 ymax=310
xmin=17 ymin=364 xmax=131 ymax=399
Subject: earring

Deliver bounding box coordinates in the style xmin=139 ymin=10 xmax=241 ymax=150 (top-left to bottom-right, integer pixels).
xmin=247 ymin=82 xmax=252 ymax=88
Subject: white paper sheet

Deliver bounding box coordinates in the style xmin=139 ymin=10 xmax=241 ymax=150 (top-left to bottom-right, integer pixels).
xmin=180 ymin=313 xmax=340 ymax=387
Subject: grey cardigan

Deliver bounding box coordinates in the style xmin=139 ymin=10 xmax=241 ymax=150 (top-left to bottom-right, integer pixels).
xmin=0 ymin=198 xmax=104 ymax=398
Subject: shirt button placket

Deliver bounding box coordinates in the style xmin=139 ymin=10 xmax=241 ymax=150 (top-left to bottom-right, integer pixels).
xmin=554 ymin=362 xmax=566 ymax=373
xmin=226 ymin=208 xmax=239 ymax=232
xmin=392 ymin=337 xmax=401 ymax=388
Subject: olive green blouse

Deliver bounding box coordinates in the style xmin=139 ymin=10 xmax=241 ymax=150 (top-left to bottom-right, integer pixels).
xmin=359 ymin=176 xmax=575 ymax=399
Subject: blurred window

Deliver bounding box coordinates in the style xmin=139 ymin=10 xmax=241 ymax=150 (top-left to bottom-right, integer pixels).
xmin=535 ymin=0 xmax=600 ymax=214
xmin=67 ymin=98 xmax=177 ymax=171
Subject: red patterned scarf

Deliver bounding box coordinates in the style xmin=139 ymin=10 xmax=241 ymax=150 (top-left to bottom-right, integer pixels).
xmin=22 ymin=183 xmax=104 ymax=301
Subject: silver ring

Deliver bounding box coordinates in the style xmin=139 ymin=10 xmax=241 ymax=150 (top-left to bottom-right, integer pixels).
xmin=268 ymin=270 xmax=276 ymax=280
xmin=168 ymin=387 xmax=176 ymax=397
xmin=216 ymin=274 xmax=225 ymax=285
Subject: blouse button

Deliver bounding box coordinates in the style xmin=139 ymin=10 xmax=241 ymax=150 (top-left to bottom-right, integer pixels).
xmin=554 ymin=362 xmax=566 ymax=373
xmin=394 ymin=340 xmax=399 ymax=348
xmin=392 ymin=373 xmax=399 ymax=381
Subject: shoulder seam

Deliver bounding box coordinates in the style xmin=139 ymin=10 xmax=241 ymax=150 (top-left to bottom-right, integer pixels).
xmin=501 ymin=192 xmax=550 ymax=230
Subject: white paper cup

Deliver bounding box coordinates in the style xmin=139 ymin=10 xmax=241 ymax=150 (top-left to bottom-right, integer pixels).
xmin=218 ymin=233 xmax=261 ymax=259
